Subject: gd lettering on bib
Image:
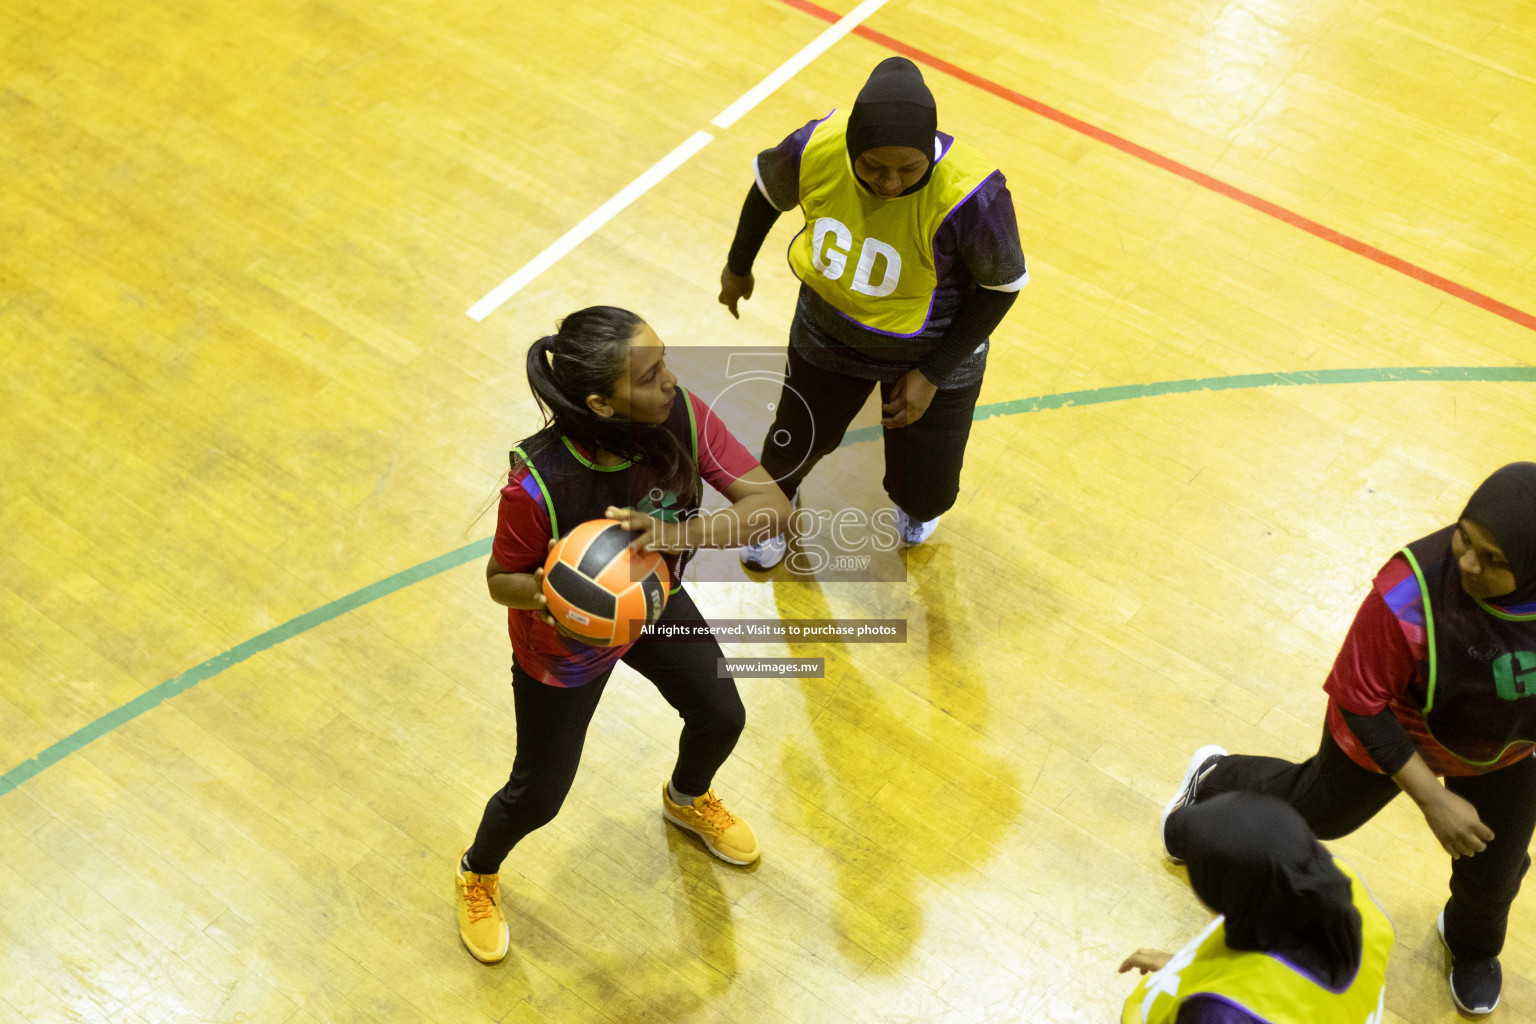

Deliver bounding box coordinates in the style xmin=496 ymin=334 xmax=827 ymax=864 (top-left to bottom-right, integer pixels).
xmin=786 ymin=109 xmax=998 ymax=337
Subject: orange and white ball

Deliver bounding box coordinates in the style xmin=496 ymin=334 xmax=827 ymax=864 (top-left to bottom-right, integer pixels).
xmin=542 ymin=518 xmax=670 ymax=647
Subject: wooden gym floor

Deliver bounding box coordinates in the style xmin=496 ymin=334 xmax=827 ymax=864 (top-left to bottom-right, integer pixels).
xmin=3 ymin=0 xmax=1535 ymax=1021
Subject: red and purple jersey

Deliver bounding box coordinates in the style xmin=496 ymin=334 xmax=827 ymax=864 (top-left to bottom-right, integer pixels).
xmin=1325 ymin=551 xmax=1536 ymax=776
xmin=492 ymin=389 xmax=760 ymax=688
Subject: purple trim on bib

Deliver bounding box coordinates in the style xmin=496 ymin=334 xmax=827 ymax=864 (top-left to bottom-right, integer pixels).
xmin=1382 ymin=571 xmax=1425 ymax=627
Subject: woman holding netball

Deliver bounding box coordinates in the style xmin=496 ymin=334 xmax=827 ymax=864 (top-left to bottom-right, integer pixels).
xmin=717 ymin=56 xmax=1028 ymax=567
xmin=1164 ymin=462 xmax=1536 ymax=1015
xmin=1121 ymin=793 xmax=1393 ymax=1023
xmin=454 ymin=305 xmax=791 ymax=963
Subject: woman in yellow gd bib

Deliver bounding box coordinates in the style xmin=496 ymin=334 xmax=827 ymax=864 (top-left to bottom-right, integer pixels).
xmin=1120 ymin=793 xmax=1393 ymax=1024
xmin=718 ymin=57 xmax=1028 ymax=569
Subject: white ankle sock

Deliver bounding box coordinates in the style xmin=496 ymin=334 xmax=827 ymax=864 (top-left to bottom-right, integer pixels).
xmin=668 ymin=781 xmax=701 ymax=805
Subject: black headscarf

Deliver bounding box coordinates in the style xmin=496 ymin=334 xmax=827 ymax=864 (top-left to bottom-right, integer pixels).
xmin=845 ymin=57 xmax=937 ymax=194
xmin=1460 ymin=461 xmax=1536 ymax=605
xmin=1180 ymin=793 xmax=1363 ymax=989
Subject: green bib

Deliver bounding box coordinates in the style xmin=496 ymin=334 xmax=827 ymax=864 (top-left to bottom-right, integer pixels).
xmin=786 ymin=109 xmax=997 ymax=337
xmin=1122 ymin=861 xmax=1392 ymax=1024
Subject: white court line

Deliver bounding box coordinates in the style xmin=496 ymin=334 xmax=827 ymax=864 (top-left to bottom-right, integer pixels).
xmin=465 ymin=0 xmax=893 ymax=321
xmin=466 ymin=130 xmax=714 ymax=322
xmin=711 ymin=0 xmax=891 ymax=129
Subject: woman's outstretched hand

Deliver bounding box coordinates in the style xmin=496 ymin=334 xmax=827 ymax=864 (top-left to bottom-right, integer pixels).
xmin=530 ymin=566 xmax=558 ymax=629
xmin=1421 ymin=788 xmax=1495 ymax=859
xmin=719 ymin=266 xmax=754 ymax=319
xmin=881 ymin=367 xmax=938 ymax=428
xmin=1118 ymin=949 xmax=1173 ymax=975
xmin=1395 ymin=752 xmax=1494 ymax=859
xmin=605 ymin=506 xmax=681 ymax=552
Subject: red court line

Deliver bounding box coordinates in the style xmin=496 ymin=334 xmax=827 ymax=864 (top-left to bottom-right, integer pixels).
xmin=777 ymin=0 xmax=1536 ymax=334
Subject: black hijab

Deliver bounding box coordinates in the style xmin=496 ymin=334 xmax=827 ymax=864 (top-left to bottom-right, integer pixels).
xmin=845 ymin=57 xmax=937 ymax=195
xmin=1460 ymin=461 xmax=1536 ymax=605
xmin=1180 ymin=793 xmax=1363 ymax=989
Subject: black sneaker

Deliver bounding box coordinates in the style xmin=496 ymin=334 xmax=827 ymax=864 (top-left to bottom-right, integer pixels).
xmin=1439 ymin=909 xmax=1500 ymax=1014
xmin=1161 ymin=745 xmax=1227 ymax=862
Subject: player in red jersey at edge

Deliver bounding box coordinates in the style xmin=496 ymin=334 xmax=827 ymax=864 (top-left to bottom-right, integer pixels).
xmin=1162 ymin=462 xmax=1536 ymax=1017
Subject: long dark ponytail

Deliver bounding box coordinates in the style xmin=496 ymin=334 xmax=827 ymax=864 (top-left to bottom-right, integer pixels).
xmin=517 ymin=306 xmax=695 ymax=500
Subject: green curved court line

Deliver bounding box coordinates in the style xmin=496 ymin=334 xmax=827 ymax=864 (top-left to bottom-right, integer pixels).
xmin=3 ymin=364 xmax=1533 ymax=799
xmin=0 ymin=540 xmax=492 ymax=799
xmin=842 ymin=365 xmax=1536 ymax=445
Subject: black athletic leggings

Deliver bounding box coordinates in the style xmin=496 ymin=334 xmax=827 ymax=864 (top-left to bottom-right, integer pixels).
xmin=759 ymin=327 xmax=984 ymax=523
xmin=1168 ymin=725 xmax=1536 ymax=961
xmin=464 ymin=587 xmax=745 ymax=874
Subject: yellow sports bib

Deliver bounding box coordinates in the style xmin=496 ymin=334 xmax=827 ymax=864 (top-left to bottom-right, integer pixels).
xmin=1123 ymin=861 xmax=1392 ymax=1024
xmin=786 ymin=109 xmax=997 ymax=337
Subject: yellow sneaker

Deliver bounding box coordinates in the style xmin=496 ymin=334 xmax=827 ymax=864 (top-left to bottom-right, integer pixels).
xmin=661 ymin=785 xmax=760 ymax=865
xmin=455 ymin=850 xmax=509 ymax=963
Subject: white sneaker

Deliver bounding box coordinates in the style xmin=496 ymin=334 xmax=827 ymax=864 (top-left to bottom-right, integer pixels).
xmin=1161 ymin=745 xmax=1227 ymax=862
xmin=894 ymin=506 xmax=940 ymax=546
xmin=740 ymin=494 xmax=796 ymax=571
